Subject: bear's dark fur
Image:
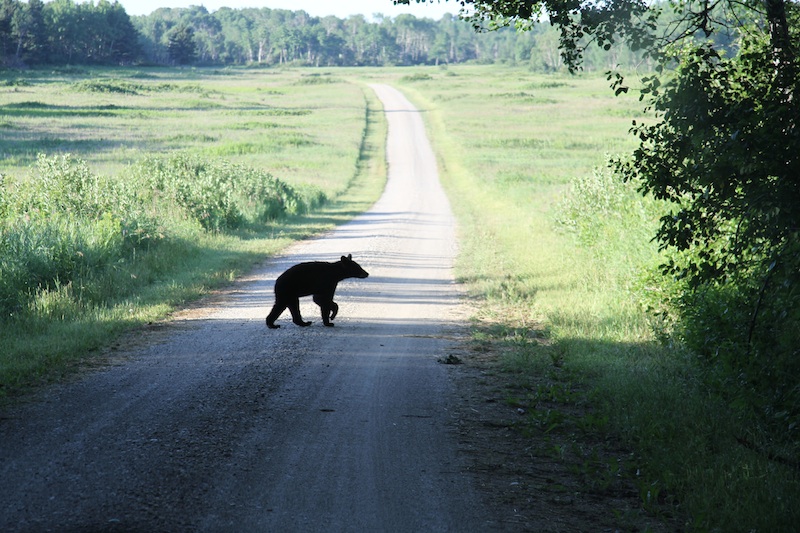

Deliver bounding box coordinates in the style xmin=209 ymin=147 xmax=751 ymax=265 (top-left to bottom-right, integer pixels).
xmin=266 ymin=254 xmax=369 ymax=328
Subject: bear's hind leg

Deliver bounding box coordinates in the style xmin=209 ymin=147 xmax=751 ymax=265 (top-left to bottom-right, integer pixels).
xmin=266 ymin=302 xmax=287 ymax=329
xmin=287 ymin=298 xmax=312 ymax=327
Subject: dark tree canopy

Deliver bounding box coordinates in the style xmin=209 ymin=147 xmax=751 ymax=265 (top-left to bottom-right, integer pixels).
xmin=167 ymin=23 xmax=196 ymax=65
xmin=399 ymin=0 xmax=796 ymax=76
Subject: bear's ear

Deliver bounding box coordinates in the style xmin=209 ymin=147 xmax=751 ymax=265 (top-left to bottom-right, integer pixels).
xmin=341 ymin=255 xmax=348 ymax=262
xmin=347 ymin=254 xmax=352 ymax=260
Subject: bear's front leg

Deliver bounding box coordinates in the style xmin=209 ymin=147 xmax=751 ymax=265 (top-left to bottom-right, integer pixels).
xmin=314 ymin=295 xmax=337 ymax=326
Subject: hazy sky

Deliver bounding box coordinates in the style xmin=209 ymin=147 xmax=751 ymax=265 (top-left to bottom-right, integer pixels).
xmin=116 ymin=0 xmax=464 ymax=19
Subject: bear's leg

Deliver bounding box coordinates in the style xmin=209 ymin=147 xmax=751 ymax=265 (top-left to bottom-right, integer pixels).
xmin=266 ymin=301 xmax=287 ymax=329
xmin=287 ymin=298 xmax=312 ymax=327
xmin=313 ymin=294 xmax=337 ymax=326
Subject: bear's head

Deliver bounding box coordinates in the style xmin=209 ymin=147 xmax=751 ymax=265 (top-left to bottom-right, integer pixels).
xmin=341 ymin=254 xmax=369 ymax=279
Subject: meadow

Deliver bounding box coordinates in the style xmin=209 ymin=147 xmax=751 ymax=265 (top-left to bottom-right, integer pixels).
xmin=1 ymin=65 xmax=796 ymax=531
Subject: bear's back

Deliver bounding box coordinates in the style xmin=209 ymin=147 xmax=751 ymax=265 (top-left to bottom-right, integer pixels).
xmin=275 ymin=261 xmax=339 ymax=297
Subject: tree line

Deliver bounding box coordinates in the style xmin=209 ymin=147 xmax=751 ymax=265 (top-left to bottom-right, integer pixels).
xmin=0 ymin=0 xmax=646 ymax=70
xmin=0 ymin=0 xmax=140 ymax=65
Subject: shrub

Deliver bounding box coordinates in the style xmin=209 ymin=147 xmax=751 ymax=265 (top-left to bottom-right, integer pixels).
xmin=401 ymin=72 xmax=433 ymax=82
xmin=133 ymin=154 xmax=324 ymax=230
xmin=554 ymin=166 xmax=662 ymax=249
xmin=71 ymin=79 xmax=143 ymax=94
xmin=613 ymin=34 xmax=800 ymax=445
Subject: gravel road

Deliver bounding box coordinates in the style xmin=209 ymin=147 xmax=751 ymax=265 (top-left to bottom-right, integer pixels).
xmin=0 ymin=84 xmax=498 ymax=532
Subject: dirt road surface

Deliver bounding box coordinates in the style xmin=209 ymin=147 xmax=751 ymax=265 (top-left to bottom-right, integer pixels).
xmin=0 ymin=85 xmax=504 ymax=532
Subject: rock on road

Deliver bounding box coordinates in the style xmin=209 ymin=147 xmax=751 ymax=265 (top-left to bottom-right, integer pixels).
xmin=0 ymin=84 xmax=497 ymax=532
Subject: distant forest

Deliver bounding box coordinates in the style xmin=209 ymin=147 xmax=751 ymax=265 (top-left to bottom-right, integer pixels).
xmin=0 ymin=0 xmax=655 ymax=71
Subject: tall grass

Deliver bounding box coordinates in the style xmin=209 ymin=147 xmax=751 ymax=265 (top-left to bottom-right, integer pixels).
xmin=395 ymin=65 xmax=798 ymax=531
xmin=0 ymin=152 xmax=315 ymax=314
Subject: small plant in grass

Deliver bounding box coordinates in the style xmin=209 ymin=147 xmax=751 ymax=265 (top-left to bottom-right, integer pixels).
xmin=554 ymin=166 xmax=663 ymax=250
xmin=295 ymin=74 xmax=340 ymax=85
xmin=71 ymin=79 xmax=143 ymax=95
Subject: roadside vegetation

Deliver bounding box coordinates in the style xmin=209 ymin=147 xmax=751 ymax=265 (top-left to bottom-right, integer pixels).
xmin=393 ymin=65 xmax=798 ymax=531
xmin=0 ymin=67 xmax=386 ymax=397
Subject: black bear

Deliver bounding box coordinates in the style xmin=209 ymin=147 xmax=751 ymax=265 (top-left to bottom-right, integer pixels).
xmin=266 ymin=254 xmax=369 ymax=328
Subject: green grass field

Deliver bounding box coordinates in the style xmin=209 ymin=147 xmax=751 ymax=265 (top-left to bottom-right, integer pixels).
xmin=1 ymin=64 xmax=796 ymax=531
xmin=1 ymin=68 xmax=366 ymax=194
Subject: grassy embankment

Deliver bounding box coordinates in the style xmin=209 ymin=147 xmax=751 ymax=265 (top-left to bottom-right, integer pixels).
xmin=0 ymin=68 xmax=386 ymax=397
xmin=388 ymin=65 xmax=797 ymax=532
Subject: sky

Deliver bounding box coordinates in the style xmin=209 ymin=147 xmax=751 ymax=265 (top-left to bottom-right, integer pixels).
xmin=116 ymin=0 xmax=465 ymax=19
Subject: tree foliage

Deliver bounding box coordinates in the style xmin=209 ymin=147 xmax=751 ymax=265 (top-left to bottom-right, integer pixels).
xmin=400 ymin=0 xmax=795 ymax=74
xmin=45 ymin=0 xmax=139 ymax=64
xmin=617 ymin=29 xmax=800 ymax=428
xmin=448 ymin=0 xmax=659 ymax=70
xmin=167 ymin=23 xmax=196 ymax=65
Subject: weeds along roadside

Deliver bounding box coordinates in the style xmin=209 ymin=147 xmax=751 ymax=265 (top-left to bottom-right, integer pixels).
xmin=396 ymin=65 xmax=798 ymax=531
xmin=0 ymin=71 xmax=387 ymax=400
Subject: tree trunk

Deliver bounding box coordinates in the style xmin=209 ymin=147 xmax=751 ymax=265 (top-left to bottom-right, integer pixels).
xmin=764 ymin=0 xmax=796 ymax=96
